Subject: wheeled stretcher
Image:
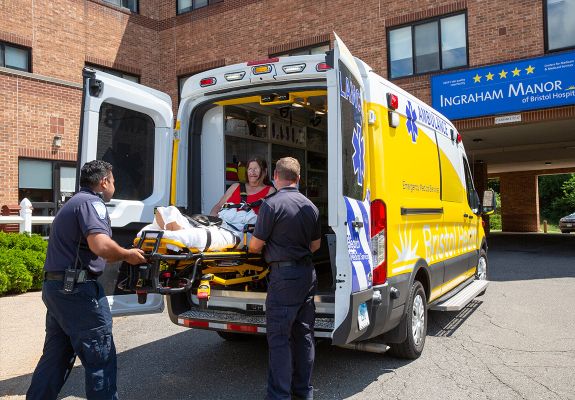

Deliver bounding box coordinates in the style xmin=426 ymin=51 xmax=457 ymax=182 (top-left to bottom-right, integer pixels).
xmin=119 ymin=227 xmax=268 ymax=307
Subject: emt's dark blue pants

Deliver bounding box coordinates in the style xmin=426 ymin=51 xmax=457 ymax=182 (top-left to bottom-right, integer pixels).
xmin=27 ymin=279 xmax=118 ymax=400
xmin=266 ymin=262 xmax=317 ymax=400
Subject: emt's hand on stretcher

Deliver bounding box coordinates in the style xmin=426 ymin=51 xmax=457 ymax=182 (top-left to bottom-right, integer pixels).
xmin=87 ymin=233 xmax=146 ymax=265
xmin=123 ymin=248 xmax=146 ymax=265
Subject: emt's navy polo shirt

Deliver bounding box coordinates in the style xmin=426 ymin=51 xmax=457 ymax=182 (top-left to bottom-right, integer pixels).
xmin=44 ymin=187 xmax=112 ymax=275
xmin=253 ymin=186 xmax=321 ymax=263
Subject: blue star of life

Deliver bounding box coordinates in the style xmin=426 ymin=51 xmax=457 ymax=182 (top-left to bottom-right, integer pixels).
xmin=406 ymin=101 xmax=419 ymax=143
xmin=352 ymin=122 xmax=364 ymax=186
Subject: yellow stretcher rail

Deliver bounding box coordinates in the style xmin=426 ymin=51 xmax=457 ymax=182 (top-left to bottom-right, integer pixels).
xmin=131 ymin=231 xmax=268 ymax=293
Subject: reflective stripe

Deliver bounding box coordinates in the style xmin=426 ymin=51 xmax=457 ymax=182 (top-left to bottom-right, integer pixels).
xmin=179 ymin=318 xmax=267 ymax=333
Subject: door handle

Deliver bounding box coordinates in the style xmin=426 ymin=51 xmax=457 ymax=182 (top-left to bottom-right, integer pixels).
xmin=351 ymin=220 xmax=364 ymax=229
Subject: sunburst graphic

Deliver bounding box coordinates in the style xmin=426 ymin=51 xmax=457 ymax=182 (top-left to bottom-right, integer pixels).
xmin=566 ymin=85 xmax=575 ymax=90
xmin=393 ymin=226 xmax=419 ymax=264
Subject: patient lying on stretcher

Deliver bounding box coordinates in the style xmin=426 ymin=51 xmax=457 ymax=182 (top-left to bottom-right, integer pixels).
xmin=137 ymin=157 xmax=275 ymax=252
xmin=136 ymin=206 xmax=254 ymax=251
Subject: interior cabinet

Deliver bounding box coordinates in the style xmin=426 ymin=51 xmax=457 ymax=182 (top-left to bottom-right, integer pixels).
xmin=223 ymin=106 xmax=328 ymax=216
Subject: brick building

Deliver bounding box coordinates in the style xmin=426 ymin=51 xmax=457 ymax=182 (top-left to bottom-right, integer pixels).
xmin=1 ymin=0 xmax=574 ymax=231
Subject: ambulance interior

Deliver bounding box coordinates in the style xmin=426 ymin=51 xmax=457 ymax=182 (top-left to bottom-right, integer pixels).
xmin=201 ymin=90 xmax=335 ymax=294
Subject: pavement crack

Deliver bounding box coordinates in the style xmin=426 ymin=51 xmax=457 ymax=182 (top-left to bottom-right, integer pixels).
xmin=507 ymin=365 xmax=566 ymax=400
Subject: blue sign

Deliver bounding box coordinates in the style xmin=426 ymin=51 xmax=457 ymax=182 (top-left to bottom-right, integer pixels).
xmin=431 ymin=51 xmax=575 ymax=120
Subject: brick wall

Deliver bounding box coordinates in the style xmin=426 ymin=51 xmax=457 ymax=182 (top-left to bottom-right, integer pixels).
xmin=0 ymin=70 xmax=81 ymax=206
xmin=499 ymin=171 xmax=540 ymax=232
xmin=0 ymin=0 xmax=572 ymax=221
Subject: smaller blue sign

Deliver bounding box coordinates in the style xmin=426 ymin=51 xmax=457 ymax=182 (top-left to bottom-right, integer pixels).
xmin=431 ymin=51 xmax=575 ymax=120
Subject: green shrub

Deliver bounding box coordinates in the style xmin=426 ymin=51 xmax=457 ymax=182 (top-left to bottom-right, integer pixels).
xmin=0 ymin=251 xmax=33 ymax=294
xmin=0 ymin=270 xmax=8 ymax=294
xmin=489 ymin=214 xmax=502 ymax=231
xmin=0 ymin=233 xmax=47 ymax=295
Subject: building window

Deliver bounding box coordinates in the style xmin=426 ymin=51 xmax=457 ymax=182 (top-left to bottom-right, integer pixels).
xmin=87 ymin=64 xmax=140 ymax=83
xmin=178 ymin=75 xmax=191 ymax=102
xmin=545 ymin=0 xmax=575 ymax=51
xmin=19 ymin=159 xmax=76 ymax=234
xmin=271 ymin=43 xmax=331 ymax=57
xmin=102 ymin=0 xmax=138 ymax=13
xmin=0 ymin=42 xmax=31 ymax=72
xmin=388 ymin=13 xmax=467 ymax=79
xmin=177 ymin=0 xmax=222 ymax=15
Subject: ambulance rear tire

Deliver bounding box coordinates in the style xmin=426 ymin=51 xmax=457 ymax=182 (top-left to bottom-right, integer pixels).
xmin=216 ymin=331 xmax=251 ymax=341
xmin=388 ymin=280 xmax=427 ymax=359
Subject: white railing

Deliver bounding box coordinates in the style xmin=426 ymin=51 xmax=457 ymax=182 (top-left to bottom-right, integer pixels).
xmin=0 ymin=198 xmax=54 ymax=234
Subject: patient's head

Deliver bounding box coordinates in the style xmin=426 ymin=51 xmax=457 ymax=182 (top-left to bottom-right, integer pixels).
xmin=246 ymin=157 xmax=270 ymax=186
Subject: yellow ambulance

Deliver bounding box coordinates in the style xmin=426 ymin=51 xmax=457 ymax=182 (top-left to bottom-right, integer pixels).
xmin=79 ymin=34 xmax=495 ymax=358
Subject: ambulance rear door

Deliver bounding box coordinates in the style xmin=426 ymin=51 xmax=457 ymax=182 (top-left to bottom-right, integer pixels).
xmin=78 ymin=68 xmax=173 ymax=315
xmin=326 ymin=34 xmax=374 ymax=345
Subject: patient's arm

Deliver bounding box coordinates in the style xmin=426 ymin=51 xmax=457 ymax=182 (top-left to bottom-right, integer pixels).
xmin=209 ymin=183 xmax=239 ymax=216
xmin=155 ymin=211 xmax=183 ymax=231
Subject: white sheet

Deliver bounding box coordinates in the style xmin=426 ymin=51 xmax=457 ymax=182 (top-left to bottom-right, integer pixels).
xmin=136 ymin=206 xmax=253 ymax=251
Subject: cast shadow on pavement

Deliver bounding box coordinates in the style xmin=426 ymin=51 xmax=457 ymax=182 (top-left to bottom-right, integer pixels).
xmin=427 ymin=300 xmax=483 ymax=338
xmin=1 ymin=328 xmax=411 ymax=399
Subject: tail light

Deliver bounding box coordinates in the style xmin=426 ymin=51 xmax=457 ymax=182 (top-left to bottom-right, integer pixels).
xmin=200 ymin=77 xmax=216 ymax=87
xmin=316 ymin=62 xmax=332 ymax=71
xmin=370 ymin=199 xmax=387 ymax=285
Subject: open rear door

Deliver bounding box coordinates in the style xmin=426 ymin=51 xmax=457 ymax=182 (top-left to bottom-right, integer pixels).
xmin=79 ymin=68 xmax=174 ymax=315
xmin=326 ymin=34 xmax=374 ymax=345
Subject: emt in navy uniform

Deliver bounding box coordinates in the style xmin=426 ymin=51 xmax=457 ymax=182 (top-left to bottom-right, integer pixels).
xmin=27 ymin=160 xmax=146 ymax=400
xmin=249 ymin=157 xmax=321 ymax=400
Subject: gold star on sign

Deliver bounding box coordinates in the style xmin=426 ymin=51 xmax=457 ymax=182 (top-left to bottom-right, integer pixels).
xmin=512 ymin=67 xmax=521 ymax=76
xmin=486 ymin=72 xmax=494 ymax=81
xmin=499 ymin=69 xmax=508 ymax=79
xmin=473 ymin=73 xmax=482 ymax=83
xmin=525 ymin=65 xmax=535 ymax=74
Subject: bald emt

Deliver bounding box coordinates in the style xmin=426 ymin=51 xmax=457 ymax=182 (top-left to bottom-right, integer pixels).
xmin=249 ymin=157 xmax=321 ymax=400
xmin=27 ymin=160 xmax=146 ymax=400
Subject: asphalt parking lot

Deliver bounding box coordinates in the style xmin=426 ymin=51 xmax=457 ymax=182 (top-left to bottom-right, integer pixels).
xmin=1 ymin=232 xmax=574 ymax=399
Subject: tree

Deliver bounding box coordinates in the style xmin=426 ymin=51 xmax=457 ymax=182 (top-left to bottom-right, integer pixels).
xmin=539 ymin=173 xmax=574 ymax=223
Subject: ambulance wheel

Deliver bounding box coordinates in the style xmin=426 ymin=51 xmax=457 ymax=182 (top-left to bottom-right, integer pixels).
xmin=388 ymin=280 xmax=427 ymax=359
xmin=475 ymin=249 xmax=488 ymax=297
xmin=216 ymin=331 xmax=251 ymax=341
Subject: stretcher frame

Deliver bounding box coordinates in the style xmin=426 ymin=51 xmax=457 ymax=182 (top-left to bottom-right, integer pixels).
xmin=119 ymin=230 xmax=268 ymax=304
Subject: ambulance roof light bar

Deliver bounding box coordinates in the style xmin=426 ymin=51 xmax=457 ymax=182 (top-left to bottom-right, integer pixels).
xmin=224 ymin=71 xmax=246 ymax=81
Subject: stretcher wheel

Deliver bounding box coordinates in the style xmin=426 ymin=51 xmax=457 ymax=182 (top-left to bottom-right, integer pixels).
xmin=137 ymin=291 xmax=148 ymax=304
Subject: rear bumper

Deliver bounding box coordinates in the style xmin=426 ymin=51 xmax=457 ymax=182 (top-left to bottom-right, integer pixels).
xmin=177 ymin=306 xmax=335 ymax=338
xmin=559 ymin=222 xmax=575 ymax=232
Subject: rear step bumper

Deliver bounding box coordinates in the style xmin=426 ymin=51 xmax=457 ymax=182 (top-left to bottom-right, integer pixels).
xmin=429 ymin=280 xmax=489 ymax=311
xmin=178 ymin=308 xmax=335 ymax=338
